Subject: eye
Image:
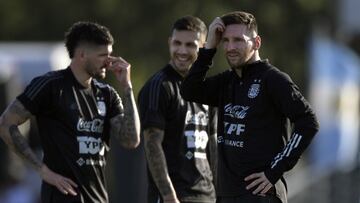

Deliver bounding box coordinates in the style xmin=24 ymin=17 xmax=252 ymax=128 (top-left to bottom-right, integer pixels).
xmin=234 ymin=37 xmax=245 ymax=42
xmin=186 ymin=42 xmax=197 ymax=48
xmin=173 ymin=40 xmax=181 ymax=46
xmin=221 ymin=38 xmax=229 ymax=43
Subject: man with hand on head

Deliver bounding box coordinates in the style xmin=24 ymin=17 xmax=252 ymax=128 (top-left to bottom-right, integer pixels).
xmin=0 ymin=21 xmax=140 ymax=203
xmin=181 ymin=11 xmax=319 ymax=203
xmin=138 ymin=16 xmax=217 ymax=203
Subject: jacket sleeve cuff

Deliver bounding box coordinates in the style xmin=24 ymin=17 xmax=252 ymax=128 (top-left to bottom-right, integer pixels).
xmin=196 ymin=48 xmax=217 ymax=66
xmin=264 ymin=167 xmax=284 ymax=185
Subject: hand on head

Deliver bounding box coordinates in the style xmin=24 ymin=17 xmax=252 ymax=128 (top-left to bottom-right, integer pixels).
xmin=205 ymin=17 xmax=226 ymax=49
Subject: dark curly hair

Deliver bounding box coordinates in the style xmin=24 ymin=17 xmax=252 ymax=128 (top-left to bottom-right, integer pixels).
xmin=65 ymin=21 xmax=114 ymax=58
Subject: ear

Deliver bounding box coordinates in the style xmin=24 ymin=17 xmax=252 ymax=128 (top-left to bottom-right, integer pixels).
xmin=199 ymin=34 xmax=206 ymax=48
xmin=75 ymin=47 xmax=87 ymax=61
xmin=253 ymin=35 xmax=261 ymax=50
xmin=168 ymin=37 xmax=172 ymax=47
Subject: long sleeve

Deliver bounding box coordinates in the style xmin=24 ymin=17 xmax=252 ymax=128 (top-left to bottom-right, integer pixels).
xmin=264 ymin=70 xmax=320 ymax=184
xmin=181 ymin=48 xmax=221 ymax=106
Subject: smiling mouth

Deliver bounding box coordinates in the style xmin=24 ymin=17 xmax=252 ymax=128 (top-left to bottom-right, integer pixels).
xmin=175 ymin=54 xmax=190 ymax=62
xmin=226 ymin=52 xmax=239 ymax=57
xmin=227 ymin=55 xmax=239 ymax=60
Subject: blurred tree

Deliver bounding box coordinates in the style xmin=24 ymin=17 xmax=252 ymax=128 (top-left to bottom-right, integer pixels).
xmin=0 ymin=0 xmax=329 ymax=92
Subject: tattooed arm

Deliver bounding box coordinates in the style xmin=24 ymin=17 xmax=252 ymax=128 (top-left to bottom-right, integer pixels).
xmin=108 ymin=56 xmax=140 ymax=149
xmin=0 ymin=100 xmax=78 ymax=196
xmin=110 ymin=87 xmax=140 ymax=149
xmin=0 ymin=100 xmax=42 ymax=170
xmin=144 ymin=127 xmax=180 ymax=203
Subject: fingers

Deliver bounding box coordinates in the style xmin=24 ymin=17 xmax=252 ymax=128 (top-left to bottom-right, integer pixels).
xmin=65 ymin=177 xmax=78 ymax=188
xmin=251 ymin=182 xmax=269 ymax=195
xmin=41 ymin=165 xmax=78 ymax=196
xmin=59 ymin=177 xmax=78 ymax=196
xmin=245 ymin=175 xmax=263 ymax=190
xmin=261 ymin=184 xmax=273 ymax=195
xmin=210 ymin=17 xmax=225 ymax=32
xmin=108 ymin=56 xmax=130 ymax=67
xmin=244 ymin=172 xmax=273 ymax=195
xmin=244 ymin=172 xmax=261 ymax=181
xmin=206 ymin=17 xmax=225 ymax=49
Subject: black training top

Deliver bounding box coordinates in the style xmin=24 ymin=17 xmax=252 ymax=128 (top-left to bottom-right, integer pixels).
xmin=17 ymin=67 xmax=123 ymax=203
xmin=138 ymin=64 xmax=216 ymax=203
xmin=181 ymin=48 xmax=319 ymax=197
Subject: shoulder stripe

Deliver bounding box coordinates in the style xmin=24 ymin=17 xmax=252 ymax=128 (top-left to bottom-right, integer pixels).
xmin=25 ymin=77 xmax=47 ymax=98
xmin=149 ymin=72 xmax=165 ymax=110
xmin=25 ymin=75 xmax=63 ymax=100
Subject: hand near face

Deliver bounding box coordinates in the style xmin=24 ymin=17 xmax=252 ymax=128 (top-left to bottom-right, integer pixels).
xmin=205 ymin=17 xmax=226 ymax=49
xmin=244 ymin=172 xmax=273 ymax=196
xmin=107 ymin=56 xmax=132 ymax=90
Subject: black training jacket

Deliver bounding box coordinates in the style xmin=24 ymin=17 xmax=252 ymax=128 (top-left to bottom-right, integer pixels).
xmin=181 ymin=48 xmax=319 ymax=197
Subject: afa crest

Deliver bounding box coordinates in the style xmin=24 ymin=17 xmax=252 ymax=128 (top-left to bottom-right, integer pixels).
xmin=97 ymin=101 xmax=106 ymax=116
xmin=248 ymin=83 xmax=260 ymax=98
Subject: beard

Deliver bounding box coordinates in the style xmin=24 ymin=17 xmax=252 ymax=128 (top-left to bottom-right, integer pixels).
xmin=85 ymin=62 xmax=106 ymax=79
xmin=170 ymin=59 xmax=191 ymax=76
xmin=226 ymin=51 xmax=254 ymax=70
xmin=226 ymin=57 xmax=244 ymax=69
xmin=93 ymin=71 xmax=106 ymax=79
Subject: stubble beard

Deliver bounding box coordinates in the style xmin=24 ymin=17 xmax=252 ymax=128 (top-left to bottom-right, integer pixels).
xmin=171 ymin=59 xmax=191 ymax=76
xmin=85 ymin=65 xmax=106 ymax=79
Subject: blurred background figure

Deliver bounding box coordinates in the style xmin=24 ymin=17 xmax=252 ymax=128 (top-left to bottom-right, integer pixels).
xmin=0 ymin=43 xmax=69 ymax=203
xmin=291 ymin=0 xmax=360 ymax=202
xmin=0 ymin=0 xmax=359 ymax=202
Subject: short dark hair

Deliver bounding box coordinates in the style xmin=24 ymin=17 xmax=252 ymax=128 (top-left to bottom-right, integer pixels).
xmin=221 ymin=11 xmax=258 ymax=34
xmin=171 ymin=15 xmax=207 ymax=36
xmin=65 ymin=21 xmax=114 ymax=58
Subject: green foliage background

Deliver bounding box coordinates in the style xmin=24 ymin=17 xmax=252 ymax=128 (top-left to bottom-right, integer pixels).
xmin=0 ymin=0 xmax=331 ymax=96
xmin=0 ymin=1 xmax=334 ymax=202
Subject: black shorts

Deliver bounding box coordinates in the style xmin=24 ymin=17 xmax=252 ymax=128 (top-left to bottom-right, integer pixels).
xmin=41 ymin=182 xmax=82 ymax=203
xmin=216 ymin=194 xmax=282 ymax=203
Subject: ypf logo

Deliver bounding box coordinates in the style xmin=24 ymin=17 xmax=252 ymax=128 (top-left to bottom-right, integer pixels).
xmin=77 ymin=136 xmax=105 ymax=155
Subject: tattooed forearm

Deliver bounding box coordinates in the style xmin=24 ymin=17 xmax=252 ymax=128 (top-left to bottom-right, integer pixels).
xmin=0 ymin=100 xmax=42 ymax=171
xmin=111 ymin=88 xmax=140 ymax=148
xmin=144 ymin=128 xmax=176 ymax=198
xmin=9 ymin=125 xmax=42 ymax=170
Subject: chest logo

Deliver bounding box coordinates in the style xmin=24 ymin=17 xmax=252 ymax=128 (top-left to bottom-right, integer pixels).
xmin=185 ymin=111 xmax=208 ymax=125
xmin=97 ymin=101 xmax=106 ymax=116
xmin=224 ymin=104 xmax=249 ymax=119
xmin=248 ymin=83 xmax=260 ymax=98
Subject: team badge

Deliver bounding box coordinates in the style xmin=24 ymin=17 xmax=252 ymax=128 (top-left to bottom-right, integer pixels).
xmin=97 ymin=101 xmax=106 ymax=116
xmin=248 ymin=84 xmax=260 ymax=98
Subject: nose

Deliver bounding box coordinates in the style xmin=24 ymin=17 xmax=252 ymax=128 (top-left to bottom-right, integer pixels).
xmin=225 ymin=41 xmax=236 ymax=52
xmin=177 ymin=45 xmax=188 ymax=54
xmin=104 ymin=57 xmax=112 ymax=67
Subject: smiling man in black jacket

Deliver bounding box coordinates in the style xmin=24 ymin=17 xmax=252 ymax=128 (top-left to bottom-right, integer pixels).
xmin=181 ymin=11 xmax=319 ymax=203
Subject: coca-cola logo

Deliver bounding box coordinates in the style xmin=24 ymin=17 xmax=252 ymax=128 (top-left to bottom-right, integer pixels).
xmin=185 ymin=111 xmax=208 ymax=125
xmin=77 ymin=118 xmax=104 ymax=133
xmin=224 ymin=104 xmax=249 ymax=119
